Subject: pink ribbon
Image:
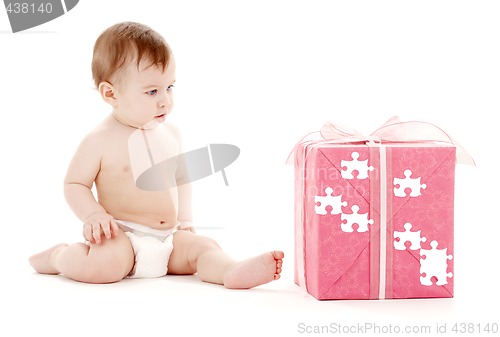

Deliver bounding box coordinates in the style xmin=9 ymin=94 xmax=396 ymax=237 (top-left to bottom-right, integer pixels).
xmin=293 ymin=116 xmax=474 ymax=299
xmin=288 ymin=116 xmax=475 ymax=166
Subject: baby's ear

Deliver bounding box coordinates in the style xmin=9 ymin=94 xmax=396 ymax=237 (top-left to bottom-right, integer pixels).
xmin=98 ymin=82 xmax=116 ymax=105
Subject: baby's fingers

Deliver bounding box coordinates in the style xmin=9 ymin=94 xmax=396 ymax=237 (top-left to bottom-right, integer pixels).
xmin=83 ymin=224 xmax=95 ymax=243
xmin=92 ymin=222 xmax=102 ymax=244
xmin=110 ymin=219 xmax=120 ymax=237
xmin=101 ymin=220 xmax=114 ymax=240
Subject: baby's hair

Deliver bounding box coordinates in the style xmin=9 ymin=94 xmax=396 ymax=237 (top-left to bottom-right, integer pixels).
xmin=91 ymin=21 xmax=171 ymax=88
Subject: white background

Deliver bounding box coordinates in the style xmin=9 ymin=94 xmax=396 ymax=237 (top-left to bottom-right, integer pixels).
xmin=0 ymin=1 xmax=497 ymax=336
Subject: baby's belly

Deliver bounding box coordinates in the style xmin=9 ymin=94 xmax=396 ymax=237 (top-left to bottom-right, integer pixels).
xmin=97 ymin=186 xmax=178 ymax=230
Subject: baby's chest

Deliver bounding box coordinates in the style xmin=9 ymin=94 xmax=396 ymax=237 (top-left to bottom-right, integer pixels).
xmin=102 ymin=128 xmax=180 ymax=189
xmin=126 ymin=128 xmax=179 ymax=179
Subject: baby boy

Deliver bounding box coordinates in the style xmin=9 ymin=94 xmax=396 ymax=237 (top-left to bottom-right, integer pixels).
xmin=29 ymin=21 xmax=283 ymax=288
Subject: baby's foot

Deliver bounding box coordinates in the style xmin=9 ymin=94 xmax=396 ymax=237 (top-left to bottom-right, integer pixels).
xmin=223 ymin=251 xmax=284 ymax=289
xmin=29 ymin=244 xmax=68 ymax=275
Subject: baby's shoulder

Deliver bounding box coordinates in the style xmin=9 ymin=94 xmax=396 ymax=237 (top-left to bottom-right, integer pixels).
xmin=76 ymin=119 xmax=118 ymax=150
xmin=83 ymin=123 xmax=111 ymax=143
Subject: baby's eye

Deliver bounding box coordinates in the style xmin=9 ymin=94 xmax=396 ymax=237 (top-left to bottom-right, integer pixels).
xmin=167 ymin=85 xmax=175 ymax=92
xmin=146 ymin=89 xmax=157 ymax=96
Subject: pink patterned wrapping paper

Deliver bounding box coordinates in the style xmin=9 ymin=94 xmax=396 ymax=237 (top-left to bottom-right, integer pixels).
xmin=294 ymin=142 xmax=456 ymax=300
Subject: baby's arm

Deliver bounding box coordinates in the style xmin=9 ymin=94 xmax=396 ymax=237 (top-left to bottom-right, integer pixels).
xmin=170 ymin=125 xmax=194 ymax=232
xmin=64 ymin=132 xmax=118 ymax=243
xmin=177 ymin=173 xmax=193 ymax=232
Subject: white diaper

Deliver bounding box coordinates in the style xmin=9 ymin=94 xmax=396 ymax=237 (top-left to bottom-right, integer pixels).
xmin=116 ymin=220 xmax=177 ymax=279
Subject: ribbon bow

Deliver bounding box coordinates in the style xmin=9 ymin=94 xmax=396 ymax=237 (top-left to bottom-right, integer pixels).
xmin=288 ymin=116 xmax=475 ymax=166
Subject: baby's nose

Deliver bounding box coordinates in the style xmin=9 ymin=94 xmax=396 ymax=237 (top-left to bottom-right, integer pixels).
xmin=159 ymin=94 xmax=171 ymax=108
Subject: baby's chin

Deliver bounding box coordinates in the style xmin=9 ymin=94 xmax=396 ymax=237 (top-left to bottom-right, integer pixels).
xmin=141 ymin=119 xmax=161 ymax=130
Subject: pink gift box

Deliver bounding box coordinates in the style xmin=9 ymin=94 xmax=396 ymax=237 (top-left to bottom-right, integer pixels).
xmin=292 ymin=119 xmax=466 ymax=300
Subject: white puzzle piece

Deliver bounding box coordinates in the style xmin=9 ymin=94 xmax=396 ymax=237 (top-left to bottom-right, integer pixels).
xmin=394 ymin=223 xmax=427 ymax=250
xmin=341 ymin=152 xmax=374 ymax=179
xmin=393 ymin=169 xmax=426 ymax=197
xmin=420 ymin=240 xmax=453 ymax=286
xmin=314 ymin=187 xmax=347 ymax=215
xmin=340 ymin=205 xmax=373 ymax=233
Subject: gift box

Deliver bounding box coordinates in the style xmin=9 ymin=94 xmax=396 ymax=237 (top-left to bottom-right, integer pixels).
xmin=292 ymin=117 xmax=472 ymax=300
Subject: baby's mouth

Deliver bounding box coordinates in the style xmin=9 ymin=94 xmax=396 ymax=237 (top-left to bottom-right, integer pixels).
xmin=154 ymin=113 xmax=167 ymax=123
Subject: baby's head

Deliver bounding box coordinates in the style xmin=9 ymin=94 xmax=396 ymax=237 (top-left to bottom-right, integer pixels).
xmin=92 ymin=21 xmax=171 ymax=88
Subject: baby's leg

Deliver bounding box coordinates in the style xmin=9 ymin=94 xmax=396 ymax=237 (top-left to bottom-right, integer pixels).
xmin=168 ymin=231 xmax=284 ymax=289
xmin=29 ymin=243 xmax=68 ymax=274
xmin=29 ymin=230 xmax=134 ymax=283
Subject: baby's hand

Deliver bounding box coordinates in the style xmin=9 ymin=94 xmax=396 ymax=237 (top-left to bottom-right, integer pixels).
xmin=178 ymin=221 xmax=195 ymax=233
xmin=83 ymin=212 xmax=119 ymax=244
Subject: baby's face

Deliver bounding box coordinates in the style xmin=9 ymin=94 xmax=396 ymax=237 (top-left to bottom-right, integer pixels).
xmin=112 ymin=56 xmax=176 ymax=129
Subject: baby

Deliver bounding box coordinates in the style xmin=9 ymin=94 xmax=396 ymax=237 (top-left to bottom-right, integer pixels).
xmin=29 ymin=21 xmax=283 ymax=288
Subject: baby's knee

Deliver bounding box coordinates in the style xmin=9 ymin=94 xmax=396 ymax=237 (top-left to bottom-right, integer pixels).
xmin=83 ymin=241 xmax=134 ymax=283
xmin=196 ymin=235 xmax=221 ymax=251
